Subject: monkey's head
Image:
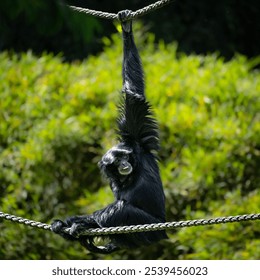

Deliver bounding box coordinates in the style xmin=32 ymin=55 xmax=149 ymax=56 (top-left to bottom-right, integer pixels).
xmin=98 ymin=143 xmax=135 ymax=183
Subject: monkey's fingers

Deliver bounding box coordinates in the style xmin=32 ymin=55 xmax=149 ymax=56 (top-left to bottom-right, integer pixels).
xmin=51 ymin=219 xmax=77 ymax=241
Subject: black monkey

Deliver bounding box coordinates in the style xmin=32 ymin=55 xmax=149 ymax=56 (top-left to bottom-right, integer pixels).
xmin=51 ymin=10 xmax=167 ymax=254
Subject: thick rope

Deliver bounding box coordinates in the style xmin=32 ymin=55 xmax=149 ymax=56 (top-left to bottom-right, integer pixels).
xmin=73 ymin=213 xmax=260 ymax=236
xmin=1 ymin=211 xmax=260 ymax=237
xmin=0 ymin=211 xmax=52 ymax=231
xmin=68 ymin=0 xmax=174 ymax=21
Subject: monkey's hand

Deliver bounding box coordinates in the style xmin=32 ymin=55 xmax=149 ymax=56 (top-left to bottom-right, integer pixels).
xmin=118 ymin=10 xmax=132 ymax=33
xmin=51 ymin=216 xmax=98 ymax=240
xmin=51 ymin=217 xmax=119 ymax=254
xmin=51 ymin=219 xmax=77 ymax=240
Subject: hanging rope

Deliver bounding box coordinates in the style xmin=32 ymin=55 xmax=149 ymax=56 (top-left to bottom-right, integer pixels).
xmin=67 ymin=0 xmax=174 ymax=21
xmin=1 ymin=211 xmax=260 ymax=237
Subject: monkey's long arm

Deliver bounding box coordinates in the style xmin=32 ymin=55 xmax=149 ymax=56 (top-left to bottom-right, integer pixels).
xmin=118 ymin=11 xmax=159 ymax=152
xmin=121 ymin=12 xmax=144 ymax=97
xmin=52 ymin=200 xmax=163 ymax=234
xmin=51 ymin=200 xmax=165 ymax=253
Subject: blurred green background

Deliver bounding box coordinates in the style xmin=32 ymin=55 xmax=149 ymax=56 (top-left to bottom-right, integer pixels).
xmin=0 ymin=0 xmax=259 ymax=260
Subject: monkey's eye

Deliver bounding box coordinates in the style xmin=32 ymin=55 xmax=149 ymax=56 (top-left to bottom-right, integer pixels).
xmin=122 ymin=154 xmax=129 ymax=161
xmin=118 ymin=161 xmax=133 ymax=176
xmin=114 ymin=158 xmax=121 ymax=165
xmin=114 ymin=154 xmax=129 ymax=165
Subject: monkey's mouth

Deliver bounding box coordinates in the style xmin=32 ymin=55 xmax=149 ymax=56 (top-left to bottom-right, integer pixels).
xmin=98 ymin=159 xmax=132 ymax=176
xmin=118 ymin=161 xmax=133 ymax=175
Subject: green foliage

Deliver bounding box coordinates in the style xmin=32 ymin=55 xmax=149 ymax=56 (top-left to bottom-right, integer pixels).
xmin=0 ymin=28 xmax=259 ymax=260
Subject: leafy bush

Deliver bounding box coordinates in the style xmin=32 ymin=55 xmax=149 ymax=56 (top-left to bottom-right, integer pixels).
xmin=0 ymin=28 xmax=259 ymax=259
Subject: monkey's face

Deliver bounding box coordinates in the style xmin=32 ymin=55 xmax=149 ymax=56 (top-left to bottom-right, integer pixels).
xmin=98 ymin=144 xmax=134 ymax=182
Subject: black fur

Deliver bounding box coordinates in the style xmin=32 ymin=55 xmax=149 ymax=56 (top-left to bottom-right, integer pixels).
xmin=51 ymin=10 xmax=167 ymax=254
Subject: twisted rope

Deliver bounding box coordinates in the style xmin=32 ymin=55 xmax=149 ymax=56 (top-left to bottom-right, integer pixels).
xmin=0 ymin=212 xmax=52 ymax=231
xmin=1 ymin=211 xmax=260 ymax=237
xmin=75 ymin=213 xmax=260 ymax=236
xmin=68 ymin=0 xmax=174 ymax=21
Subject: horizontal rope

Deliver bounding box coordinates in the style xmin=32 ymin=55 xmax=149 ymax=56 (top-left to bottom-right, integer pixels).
xmin=68 ymin=0 xmax=174 ymax=21
xmin=0 ymin=211 xmax=52 ymax=231
xmin=69 ymin=213 xmax=260 ymax=236
xmin=1 ymin=211 xmax=260 ymax=237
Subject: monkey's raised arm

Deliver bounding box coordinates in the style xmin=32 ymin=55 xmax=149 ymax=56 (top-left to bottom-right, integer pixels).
xmin=118 ymin=11 xmax=159 ymax=152
xmin=119 ymin=10 xmax=144 ymax=97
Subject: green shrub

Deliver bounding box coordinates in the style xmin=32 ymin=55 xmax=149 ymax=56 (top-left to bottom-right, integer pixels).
xmin=0 ymin=29 xmax=259 ymax=259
